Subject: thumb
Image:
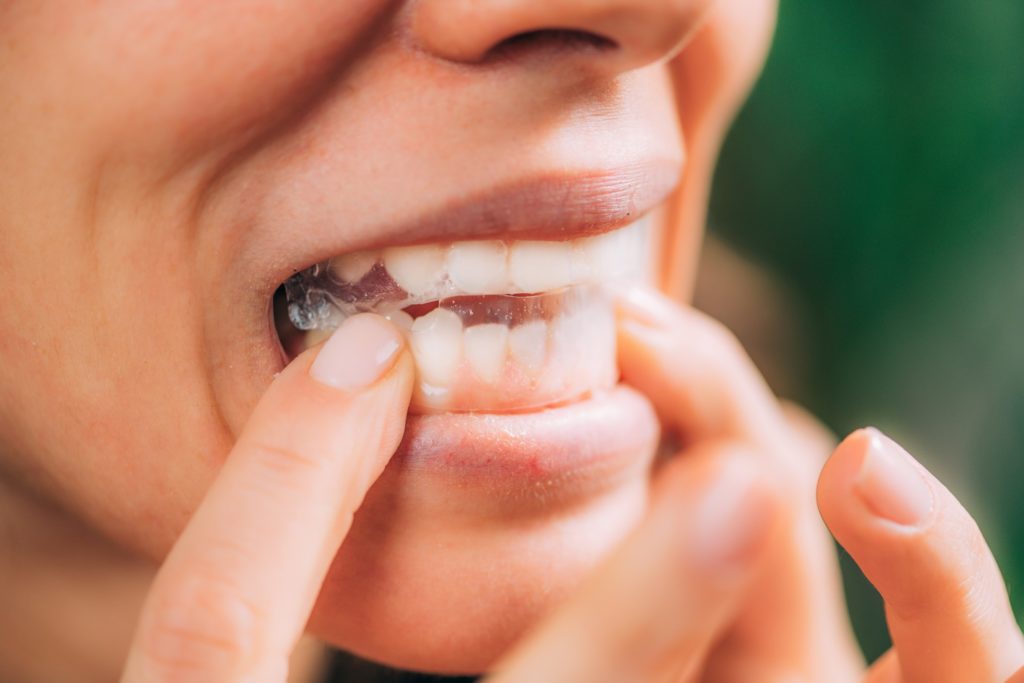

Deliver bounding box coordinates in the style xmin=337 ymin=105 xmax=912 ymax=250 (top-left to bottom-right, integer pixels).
xmin=123 ymin=313 xmax=414 ymax=682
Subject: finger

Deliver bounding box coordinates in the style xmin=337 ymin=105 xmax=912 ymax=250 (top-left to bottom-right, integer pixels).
xmin=864 ymin=650 xmax=901 ymax=683
xmin=617 ymin=286 xmax=863 ymax=682
xmin=818 ymin=428 xmax=1024 ymax=683
xmin=780 ymin=400 xmax=837 ymax=466
xmin=616 ymin=286 xmax=786 ymax=448
xmin=122 ymin=313 xmax=415 ymax=683
xmin=487 ymin=444 xmax=782 ymax=683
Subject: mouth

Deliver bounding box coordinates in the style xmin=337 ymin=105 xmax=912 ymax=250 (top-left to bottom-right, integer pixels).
xmin=263 ymin=163 xmax=676 ymax=506
xmin=276 ymin=215 xmax=651 ymax=414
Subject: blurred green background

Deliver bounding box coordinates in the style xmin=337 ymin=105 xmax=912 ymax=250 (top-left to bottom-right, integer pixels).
xmin=706 ymin=0 xmax=1024 ymax=660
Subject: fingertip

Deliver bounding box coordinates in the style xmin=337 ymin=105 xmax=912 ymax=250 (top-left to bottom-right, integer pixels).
xmin=820 ymin=433 xmax=1024 ymax=683
xmin=616 ymin=317 xmax=670 ymax=374
xmin=614 ymin=284 xmax=677 ymax=328
xmin=816 ymin=428 xmax=883 ymax=530
xmin=818 ymin=427 xmax=935 ymax=535
xmin=853 ymin=429 xmax=934 ymax=527
xmin=309 ymin=313 xmax=408 ymax=392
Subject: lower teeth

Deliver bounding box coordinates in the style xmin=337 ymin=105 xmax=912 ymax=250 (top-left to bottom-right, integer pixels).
xmin=284 ymin=268 xmax=616 ymax=413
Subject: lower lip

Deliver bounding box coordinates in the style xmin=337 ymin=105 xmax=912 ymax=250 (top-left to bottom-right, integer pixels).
xmin=389 ymin=385 xmax=660 ymax=515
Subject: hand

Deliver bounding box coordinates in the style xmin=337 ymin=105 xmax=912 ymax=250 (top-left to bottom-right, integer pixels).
xmin=820 ymin=429 xmax=1024 ymax=683
xmin=490 ymin=286 xmax=1024 ymax=683
xmin=489 ymin=285 xmax=860 ymax=682
xmin=120 ymin=313 xmax=415 ymax=682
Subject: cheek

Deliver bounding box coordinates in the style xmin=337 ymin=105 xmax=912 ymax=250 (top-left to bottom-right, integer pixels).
xmin=0 ymin=0 xmax=399 ymax=558
xmin=1 ymin=1 xmax=394 ymax=164
xmin=0 ymin=292 xmax=233 ymax=559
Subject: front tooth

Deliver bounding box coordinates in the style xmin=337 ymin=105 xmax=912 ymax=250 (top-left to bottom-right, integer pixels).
xmin=570 ymin=239 xmax=597 ymax=283
xmin=578 ymin=226 xmax=639 ymax=279
xmin=463 ymin=323 xmax=508 ymax=383
xmin=383 ymin=244 xmax=446 ymax=296
xmin=410 ymin=307 xmax=463 ymax=386
xmin=332 ymin=250 xmax=379 ymax=283
xmin=509 ymin=240 xmax=575 ymax=293
xmin=508 ymin=320 xmax=547 ymax=375
xmin=448 ymin=241 xmax=508 ymax=294
xmin=382 ymin=309 xmax=414 ymax=333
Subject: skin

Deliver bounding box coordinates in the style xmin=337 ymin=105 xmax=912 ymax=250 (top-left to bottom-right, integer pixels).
xmin=1 ymin=0 xmax=1022 ymax=681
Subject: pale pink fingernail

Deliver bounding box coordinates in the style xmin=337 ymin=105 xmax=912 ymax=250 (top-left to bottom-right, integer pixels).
xmin=616 ymin=285 xmax=675 ymax=324
xmin=693 ymin=459 xmax=778 ymax=571
xmin=309 ymin=313 xmax=404 ymax=391
xmin=854 ymin=428 xmax=934 ymax=527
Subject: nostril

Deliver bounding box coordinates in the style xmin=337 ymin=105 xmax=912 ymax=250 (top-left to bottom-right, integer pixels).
xmin=484 ymin=28 xmax=617 ymax=64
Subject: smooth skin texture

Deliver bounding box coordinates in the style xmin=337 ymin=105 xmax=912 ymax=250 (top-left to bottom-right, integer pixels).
xmin=0 ymin=0 xmax=764 ymax=674
xmin=123 ymin=314 xmax=416 ymax=681
xmin=3 ymin=0 xmax=1024 ymax=681
xmin=117 ymin=287 xmax=1024 ymax=682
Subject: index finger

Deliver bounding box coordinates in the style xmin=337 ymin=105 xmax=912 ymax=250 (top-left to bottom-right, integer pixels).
xmin=818 ymin=429 xmax=1024 ymax=683
xmin=122 ymin=314 xmax=414 ymax=683
xmin=616 ymin=286 xmax=863 ymax=682
xmin=615 ymin=286 xmax=787 ymax=447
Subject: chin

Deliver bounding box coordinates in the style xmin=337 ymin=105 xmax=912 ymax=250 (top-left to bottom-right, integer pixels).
xmin=308 ymin=386 xmax=658 ymax=674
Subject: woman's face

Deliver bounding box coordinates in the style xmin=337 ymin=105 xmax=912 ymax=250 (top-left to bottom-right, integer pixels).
xmin=0 ymin=0 xmax=772 ymax=674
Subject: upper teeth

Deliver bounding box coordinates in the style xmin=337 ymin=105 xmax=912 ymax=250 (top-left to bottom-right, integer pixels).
xmin=447 ymin=240 xmax=509 ymax=294
xmin=288 ymin=217 xmax=650 ymax=413
xmin=382 ymin=243 xmax=447 ymax=296
xmin=330 ymin=215 xmax=649 ymax=301
xmin=509 ymin=240 xmax=575 ymax=292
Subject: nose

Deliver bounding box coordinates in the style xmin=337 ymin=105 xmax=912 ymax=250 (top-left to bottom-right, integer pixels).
xmin=411 ymin=0 xmax=715 ymax=74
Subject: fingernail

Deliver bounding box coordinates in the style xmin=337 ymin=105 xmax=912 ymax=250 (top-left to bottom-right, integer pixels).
xmin=693 ymin=460 xmax=777 ymax=571
xmin=854 ymin=428 xmax=934 ymax=526
xmin=616 ymin=285 xmax=674 ymax=325
xmin=309 ymin=313 xmax=404 ymax=391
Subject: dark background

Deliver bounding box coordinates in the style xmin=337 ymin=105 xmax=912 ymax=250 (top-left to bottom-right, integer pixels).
xmin=706 ymin=0 xmax=1024 ymax=659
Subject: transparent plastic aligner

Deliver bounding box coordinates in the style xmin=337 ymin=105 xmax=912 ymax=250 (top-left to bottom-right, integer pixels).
xmin=285 ymin=218 xmax=650 ymax=332
xmin=406 ymin=287 xmax=617 ymax=413
xmin=285 ymin=263 xmax=617 ymax=413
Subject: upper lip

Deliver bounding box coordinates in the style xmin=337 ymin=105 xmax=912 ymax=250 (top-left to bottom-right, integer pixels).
xmin=364 ymin=158 xmax=681 ymax=246
xmin=260 ymin=158 xmax=681 ymax=288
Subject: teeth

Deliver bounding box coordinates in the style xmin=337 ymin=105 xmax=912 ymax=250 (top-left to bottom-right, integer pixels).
xmin=295 ymin=291 xmax=616 ymax=413
xmin=299 ymin=220 xmax=647 ymax=411
xmin=332 ymin=250 xmax=379 ymax=283
xmin=447 ymin=241 xmax=508 ymax=294
xmin=570 ymin=240 xmax=597 ymax=283
xmin=508 ymin=320 xmax=547 ymax=375
xmin=509 ymin=241 xmax=575 ymax=293
xmin=580 ymin=220 xmax=646 ymax=280
xmin=585 ymin=229 xmax=622 ymax=278
xmin=410 ymin=307 xmax=463 ymax=386
xmin=365 ymin=219 xmax=647 ymax=299
xmin=382 ymin=309 xmax=414 ymax=333
xmin=463 ymin=324 xmax=509 ymax=383
xmin=383 ymin=244 xmax=446 ymax=296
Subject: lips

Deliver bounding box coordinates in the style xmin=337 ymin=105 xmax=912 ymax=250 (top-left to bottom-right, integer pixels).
xmin=392 ymin=385 xmax=660 ymax=515
xmin=258 ymin=162 xmax=678 ymax=503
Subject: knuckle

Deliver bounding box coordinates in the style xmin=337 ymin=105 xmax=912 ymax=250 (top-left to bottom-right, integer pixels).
xmin=139 ymin=574 xmax=261 ymax=680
